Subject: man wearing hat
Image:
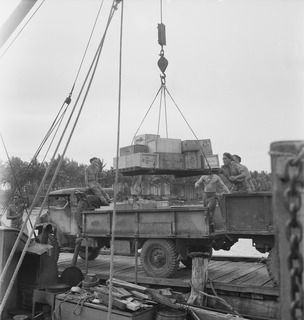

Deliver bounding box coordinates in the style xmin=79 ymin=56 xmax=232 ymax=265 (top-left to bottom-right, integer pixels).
xmin=85 ymin=157 xmax=111 ymax=205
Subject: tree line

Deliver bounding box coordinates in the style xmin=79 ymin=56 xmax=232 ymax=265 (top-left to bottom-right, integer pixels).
xmin=0 ymin=156 xmax=272 ymax=206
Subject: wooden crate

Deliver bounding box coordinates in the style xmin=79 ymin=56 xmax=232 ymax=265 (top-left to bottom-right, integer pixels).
xmin=203 ymin=154 xmax=220 ymax=169
xmin=147 ymin=138 xmax=181 ymax=153
xmin=114 ymin=153 xmax=159 ymax=169
xmin=157 ymin=153 xmax=184 ymax=170
xmin=181 ymin=139 xmax=213 ymax=155
xmin=120 ymin=145 xmax=148 ymax=156
xmin=184 ymin=151 xmax=203 ymax=169
xmin=133 ymin=134 xmax=160 ymax=145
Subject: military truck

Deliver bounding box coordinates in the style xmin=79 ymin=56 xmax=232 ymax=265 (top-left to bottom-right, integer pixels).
xmin=37 ymin=188 xmax=276 ymax=281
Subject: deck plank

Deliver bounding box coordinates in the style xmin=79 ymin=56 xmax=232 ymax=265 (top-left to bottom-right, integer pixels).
xmin=57 ymin=253 xmax=278 ymax=297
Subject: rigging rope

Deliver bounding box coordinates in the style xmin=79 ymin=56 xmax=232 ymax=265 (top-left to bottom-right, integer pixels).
xmin=70 ymin=0 xmax=105 ymax=95
xmin=41 ymin=108 xmax=68 ymax=163
xmin=1 ymin=0 xmax=106 ymax=216
xmin=0 ymin=0 xmax=46 ymax=60
xmin=107 ymin=1 xmax=124 ymax=318
xmin=0 ymin=1 xmax=120 ymax=315
xmin=34 ymin=0 xmax=105 ymax=162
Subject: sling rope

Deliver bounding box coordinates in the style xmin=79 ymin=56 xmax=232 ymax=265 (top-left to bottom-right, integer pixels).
xmin=107 ymin=1 xmax=123 ymax=318
xmin=0 ymin=0 xmax=46 ymax=60
xmin=131 ymin=86 xmax=162 ymax=145
xmin=131 ymin=0 xmax=212 ymax=171
xmin=0 ymin=1 xmax=119 ymax=315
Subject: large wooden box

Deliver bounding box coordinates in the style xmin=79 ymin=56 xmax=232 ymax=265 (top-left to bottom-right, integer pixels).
xmin=114 ymin=153 xmax=159 ymax=169
xmin=157 ymin=153 xmax=184 ymax=170
xmin=184 ymin=151 xmax=203 ymax=169
xmin=120 ymin=144 xmax=149 ymax=156
xmin=181 ymin=139 xmax=213 ymax=155
xmin=203 ymin=154 xmax=220 ymax=169
xmin=134 ymin=134 xmax=160 ymax=145
xmin=54 ymin=294 xmax=155 ymax=320
xmin=147 ymin=138 xmax=181 ymax=153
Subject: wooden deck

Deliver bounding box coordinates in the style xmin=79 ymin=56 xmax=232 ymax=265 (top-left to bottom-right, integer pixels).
xmin=58 ymin=253 xmax=278 ymax=297
xmin=58 ymin=253 xmax=279 ymax=319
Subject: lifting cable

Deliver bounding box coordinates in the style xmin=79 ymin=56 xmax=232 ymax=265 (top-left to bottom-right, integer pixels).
xmin=107 ymin=0 xmax=124 ymax=318
xmin=0 ymin=1 xmax=120 ymax=315
xmin=0 ymin=0 xmax=46 ymax=60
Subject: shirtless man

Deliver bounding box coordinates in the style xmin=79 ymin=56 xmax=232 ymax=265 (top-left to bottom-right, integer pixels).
xmin=195 ymin=174 xmax=230 ymax=228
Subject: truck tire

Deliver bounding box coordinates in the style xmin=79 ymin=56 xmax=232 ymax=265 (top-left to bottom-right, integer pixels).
xmin=140 ymin=239 xmax=178 ymax=278
xmin=78 ymin=246 xmax=100 ymax=261
xmin=48 ymin=234 xmax=60 ymax=262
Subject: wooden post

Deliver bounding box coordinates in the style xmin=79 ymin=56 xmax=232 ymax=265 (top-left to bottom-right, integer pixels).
xmin=270 ymin=140 xmax=304 ymax=320
xmin=187 ymin=252 xmax=209 ymax=306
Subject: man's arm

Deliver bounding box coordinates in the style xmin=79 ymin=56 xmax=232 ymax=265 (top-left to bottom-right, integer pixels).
xmin=195 ymin=176 xmax=204 ymax=188
xmin=229 ymin=163 xmax=247 ymax=182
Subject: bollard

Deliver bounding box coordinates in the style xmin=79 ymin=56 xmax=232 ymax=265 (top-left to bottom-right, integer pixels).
xmin=187 ymin=251 xmax=210 ymax=306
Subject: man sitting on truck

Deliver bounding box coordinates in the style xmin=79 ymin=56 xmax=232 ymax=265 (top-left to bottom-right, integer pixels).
xmin=85 ymin=157 xmax=111 ymax=205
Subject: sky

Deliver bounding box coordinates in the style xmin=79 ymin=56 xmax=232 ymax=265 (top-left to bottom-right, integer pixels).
xmin=0 ymin=0 xmax=303 ymax=172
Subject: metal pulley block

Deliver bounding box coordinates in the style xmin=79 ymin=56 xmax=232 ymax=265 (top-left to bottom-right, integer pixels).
xmin=158 ymin=54 xmax=168 ymax=75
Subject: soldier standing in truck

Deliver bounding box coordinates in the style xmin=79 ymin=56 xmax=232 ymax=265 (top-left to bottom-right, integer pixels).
xmin=232 ymin=154 xmax=255 ymax=192
xmin=220 ymin=152 xmax=251 ymax=192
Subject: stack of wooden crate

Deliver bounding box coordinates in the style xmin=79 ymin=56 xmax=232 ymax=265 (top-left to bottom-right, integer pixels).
xmin=114 ymin=134 xmax=219 ymax=170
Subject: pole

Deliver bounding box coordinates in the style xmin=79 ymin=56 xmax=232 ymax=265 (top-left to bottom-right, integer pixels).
xmin=0 ymin=0 xmax=38 ymax=49
xmin=270 ymin=140 xmax=304 ymax=320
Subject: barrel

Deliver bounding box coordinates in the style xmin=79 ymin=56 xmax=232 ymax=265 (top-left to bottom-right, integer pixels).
xmin=156 ymin=307 xmax=187 ymax=320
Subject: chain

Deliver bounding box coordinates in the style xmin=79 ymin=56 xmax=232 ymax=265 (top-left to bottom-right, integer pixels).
xmin=281 ymin=147 xmax=304 ymax=320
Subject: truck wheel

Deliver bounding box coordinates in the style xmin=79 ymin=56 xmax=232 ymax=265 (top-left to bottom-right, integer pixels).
xmin=48 ymin=234 xmax=60 ymax=262
xmin=140 ymin=239 xmax=178 ymax=278
xmin=266 ymin=246 xmax=279 ymax=286
xmin=78 ymin=247 xmax=100 ymax=260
